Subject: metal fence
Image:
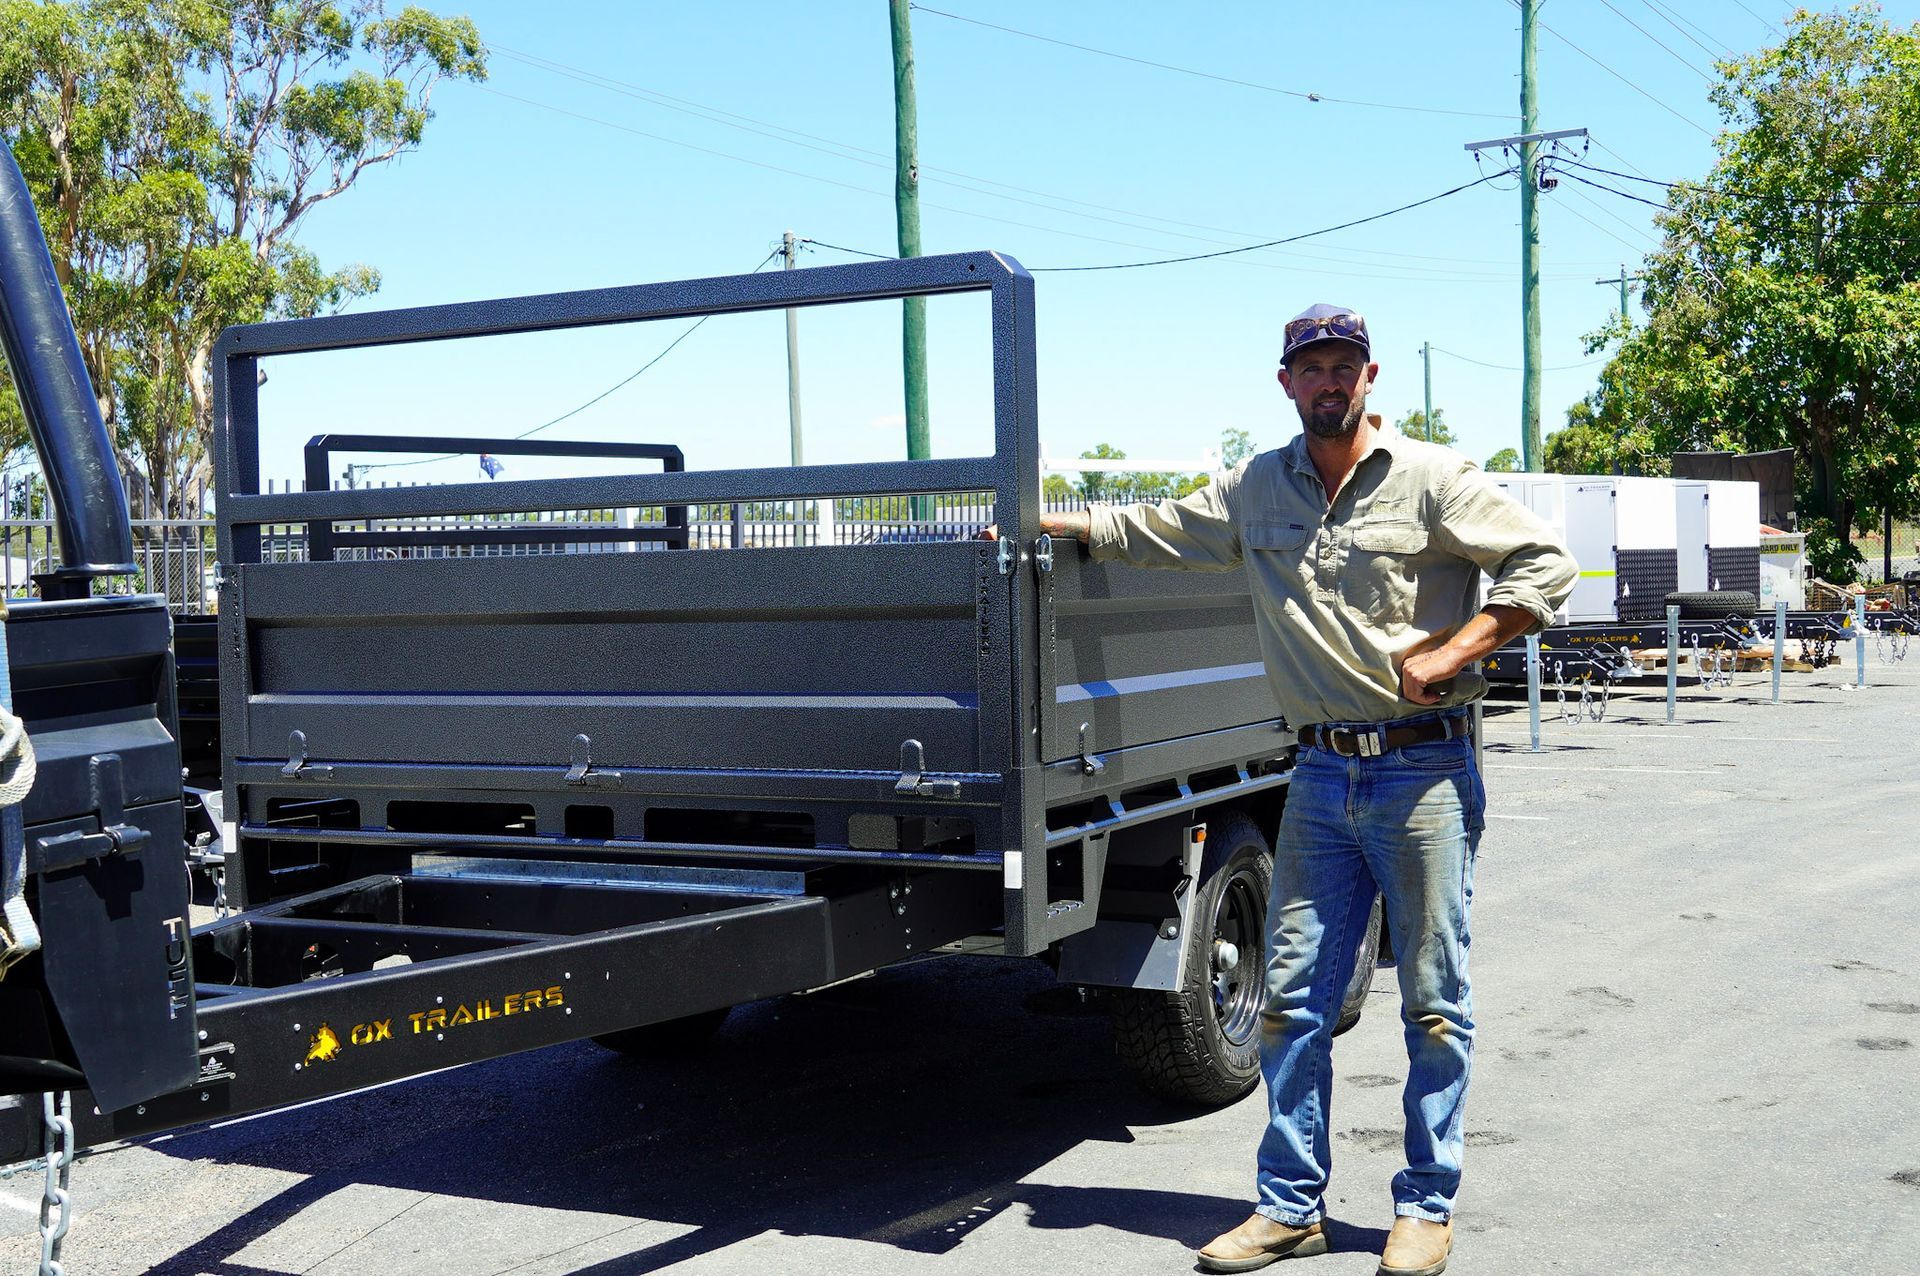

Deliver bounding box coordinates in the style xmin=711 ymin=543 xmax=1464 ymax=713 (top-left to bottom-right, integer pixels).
xmin=0 ymin=472 xmax=219 ymax=610
xmin=1859 ymin=514 xmax=1919 ymax=585
xmin=0 ymin=473 xmax=1089 ymax=614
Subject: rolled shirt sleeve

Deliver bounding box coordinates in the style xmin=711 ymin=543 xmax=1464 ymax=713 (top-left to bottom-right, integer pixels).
xmin=1088 ymin=467 xmax=1245 ymax=571
xmin=1429 ymin=462 xmax=1578 ymax=633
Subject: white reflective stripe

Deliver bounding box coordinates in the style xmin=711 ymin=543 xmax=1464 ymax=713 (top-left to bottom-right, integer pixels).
xmin=1002 ymin=851 xmax=1023 ymax=890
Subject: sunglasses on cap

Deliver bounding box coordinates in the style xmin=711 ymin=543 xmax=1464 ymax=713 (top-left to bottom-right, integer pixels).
xmin=1283 ymin=311 xmax=1369 ymax=351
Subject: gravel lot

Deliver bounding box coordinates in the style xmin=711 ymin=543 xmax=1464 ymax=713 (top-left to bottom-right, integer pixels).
xmin=5 ymin=653 xmax=1917 ymax=1275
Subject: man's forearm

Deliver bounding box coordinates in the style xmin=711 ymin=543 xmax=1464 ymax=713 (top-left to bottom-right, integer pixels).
xmin=1040 ymin=510 xmax=1092 ymax=543
xmin=1439 ymin=604 xmax=1538 ymax=671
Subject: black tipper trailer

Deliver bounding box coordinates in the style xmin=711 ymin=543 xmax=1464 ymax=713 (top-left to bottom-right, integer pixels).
xmin=2 ymin=210 xmax=1387 ymax=1163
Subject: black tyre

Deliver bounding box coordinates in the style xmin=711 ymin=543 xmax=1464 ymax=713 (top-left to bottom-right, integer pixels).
xmin=592 ymin=1006 xmax=732 ymax=1058
xmin=1333 ymin=892 xmax=1384 ymax=1037
xmin=1664 ymin=589 xmax=1758 ymax=619
xmin=1112 ymin=812 xmax=1271 ymax=1106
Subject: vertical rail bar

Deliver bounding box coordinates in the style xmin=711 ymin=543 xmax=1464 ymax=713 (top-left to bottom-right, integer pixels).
xmin=1525 ymin=633 xmax=1543 ymax=753
xmin=1665 ymin=604 xmax=1680 ymax=723
xmin=302 ymin=445 xmax=334 ymax=560
xmin=1771 ymin=599 xmax=1786 ymax=704
xmin=1854 ymin=592 xmax=1868 ymax=689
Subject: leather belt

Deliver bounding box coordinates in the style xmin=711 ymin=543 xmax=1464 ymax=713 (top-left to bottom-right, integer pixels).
xmin=1295 ymin=717 xmax=1464 ymax=759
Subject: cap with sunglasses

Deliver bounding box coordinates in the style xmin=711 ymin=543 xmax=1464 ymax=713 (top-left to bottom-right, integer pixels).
xmin=1282 ymin=304 xmax=1370 ymax=366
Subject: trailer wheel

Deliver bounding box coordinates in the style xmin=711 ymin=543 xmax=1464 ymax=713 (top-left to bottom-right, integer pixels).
xmin=591 ymin=1006 xmax=732 ymax=1058
xmin=1664 ymin=589 xmax=1758 ymax=618
xmin=1111 ymin=813 xmax=1271 ymax=1106
xmin=1333 ymin=892 xmax=1384 ymax=1037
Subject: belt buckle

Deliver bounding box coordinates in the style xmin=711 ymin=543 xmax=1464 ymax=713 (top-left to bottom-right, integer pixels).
xmin=1328 ymin=726 xmax=1381 ymax=758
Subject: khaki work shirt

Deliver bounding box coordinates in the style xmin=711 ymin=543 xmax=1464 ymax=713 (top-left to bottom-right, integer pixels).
xmin=1087 ymin=426 xmax=1577 ymax=729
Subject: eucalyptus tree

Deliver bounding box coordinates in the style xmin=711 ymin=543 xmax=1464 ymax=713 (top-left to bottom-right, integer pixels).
xmin=0 ymin=0 xmax=485 ymax=513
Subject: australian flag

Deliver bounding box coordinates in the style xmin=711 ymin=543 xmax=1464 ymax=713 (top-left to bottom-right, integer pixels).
xmin=478 ymin=453 xmax=505 ymax=479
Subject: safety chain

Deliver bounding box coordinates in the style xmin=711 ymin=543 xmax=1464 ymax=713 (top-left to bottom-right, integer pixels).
xmin=39 ymin=1091 xmax=74 ymax=1276
xmin=1549 ymin=660 xmax=1610 ymax=723
xmin=1692 ymin=641 xmax=1734 ymax=690
xmin=1876 ymin=627 xmax=1910 ymax=664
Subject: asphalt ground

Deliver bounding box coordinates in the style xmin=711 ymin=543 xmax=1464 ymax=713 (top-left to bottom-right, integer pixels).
xmin=4 ymin=650 xmax=1917 ymax=1275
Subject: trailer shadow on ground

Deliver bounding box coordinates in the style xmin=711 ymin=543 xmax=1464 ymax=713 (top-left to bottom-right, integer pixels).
xmin=140 ymin=957 xmax=1392 ymax=1274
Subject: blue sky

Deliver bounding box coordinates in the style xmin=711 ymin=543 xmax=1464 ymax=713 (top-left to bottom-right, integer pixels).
xmin=257 ymin=1 xmax=1914 ymax=491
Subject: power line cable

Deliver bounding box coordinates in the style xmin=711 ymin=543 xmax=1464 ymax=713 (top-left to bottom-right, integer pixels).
xmin=1432 ymin=347 xmax=1607 ymax=372
xmin=186 ymin=0 xmax=1601 ymax=275
xmin=1555 ymin=187 xmax=1662 ymax=253
xmin=802 ymin=240 xmax=893 ymax=261
xmin=1557 ymin=176 xmax=1664 ymax=238
xmin=909 ymin=3 xmax=1517 ymax=121
xmin=1034 ymin=173 xmax=1509 ymax=272
xmin=489 ymin=44 xmax=1552 ymax=271
xmin=480 ymin=83 xmax=1549 ymax=282
xmin=1593 ymin=0 xmax=1715 ymax=82
xmin=357 ymin=248 xmax=783 ymax=474
xmin=1036 ymin=173 xmax=1512 ymax=272
xmin=1563 ymin=158 xmax=1920 ymax=208
xmin=1588 ymin=136 xmax=1657 ymax=180
xmin=1729 ymin=0 xmax=1785 ymax=38
xmin=495 ymin=45 xmax=1574 ymax=272
xmin=1559 ymin=169 xmax=1676 ymax=213
xmin=1636 ymin=0 xmax=1733 ymax=60
xmin=1563 ymin=167 xmax=1920 ymax=255
xmin=1504 ymin=0 xmax=1713 ymax=137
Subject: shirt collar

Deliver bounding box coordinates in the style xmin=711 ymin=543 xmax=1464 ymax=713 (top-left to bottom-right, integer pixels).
xmin=1281 ymin=417 xmax=1398 ymax=476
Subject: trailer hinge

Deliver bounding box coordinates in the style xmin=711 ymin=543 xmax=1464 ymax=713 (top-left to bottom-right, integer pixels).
xmin=30 ymin=753 xmax=153 ymax=873
xmin=893 ymin=739 xmax=961 ymax=798
xmin=1033 ymin=533 xmax=1054 ymax=573
xmin=996 ymin=536 xmax=1017 ymax=576
xmin=564 ymin=734 xmax=624 ymax=789
xmin=279 ymin=730 xmax=333 ymax=780
xmin=1076 ymin=722 xmax=1106 ymax=777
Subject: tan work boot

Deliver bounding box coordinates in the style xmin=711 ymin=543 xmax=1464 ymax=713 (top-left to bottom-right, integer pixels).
xmin=1377 ymin=1216 xmax=1452 ymax=1276
xmin=1196 ymin=1213 xmax=1329 ymax=1272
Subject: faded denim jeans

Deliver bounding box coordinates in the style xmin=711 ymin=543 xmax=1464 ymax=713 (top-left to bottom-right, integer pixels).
xmin=1254 ymin=709 xmax=1484 ymax=1226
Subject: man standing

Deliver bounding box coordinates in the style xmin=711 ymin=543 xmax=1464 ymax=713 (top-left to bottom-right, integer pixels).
xmin=1017 ymin=307 xmax=1575 ymax=1275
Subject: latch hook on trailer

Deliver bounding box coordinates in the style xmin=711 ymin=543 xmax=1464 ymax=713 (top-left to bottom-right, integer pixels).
xmin=564 ymin=734 xmax=624 ymax=789
xmin=280 ymin=730 xmax=332 ymax=780
xmin=894 ymin=739 xmax=961 ymax=798
xmin=1077 ymin=723 xmax=1106 ymax=776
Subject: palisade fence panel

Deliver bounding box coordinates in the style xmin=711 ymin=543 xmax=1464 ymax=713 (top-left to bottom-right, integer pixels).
xmin=1858 ymin=515 xmax=1919 ymax=586
xmin=0 ymin=472 xmax=1105 ymax=614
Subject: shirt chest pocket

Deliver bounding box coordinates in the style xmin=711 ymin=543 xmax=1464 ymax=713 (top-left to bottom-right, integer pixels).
xmin=1245 ymin=520 xmax=1313 ymax=586
xmin=1345 ymin=520 xmax=1429 ymax=626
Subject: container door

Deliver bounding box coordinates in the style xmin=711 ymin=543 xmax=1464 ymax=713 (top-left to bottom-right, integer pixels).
xmin=1675 ymin=483 xmax=1709 ymax=592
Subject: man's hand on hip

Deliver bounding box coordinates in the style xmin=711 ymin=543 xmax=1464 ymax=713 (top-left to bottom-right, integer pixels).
xmin=1398 ymin=603 xmax=1540 ymax=704
xmin=1400 ymin=648 xmax=1464 ymax=705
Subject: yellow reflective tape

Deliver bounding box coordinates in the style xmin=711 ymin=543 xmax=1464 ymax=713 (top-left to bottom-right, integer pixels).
xmin=1578 ymin=569 xmax=1616 ymax=577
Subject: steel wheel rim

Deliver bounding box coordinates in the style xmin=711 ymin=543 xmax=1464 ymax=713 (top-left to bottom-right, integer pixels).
xmin=1210 ymin=865 xmax=1264 ymax=1046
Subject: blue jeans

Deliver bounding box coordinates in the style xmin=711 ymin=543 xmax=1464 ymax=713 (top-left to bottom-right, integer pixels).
xmin=1254 ymin=710 xmax=1484 ymax=1226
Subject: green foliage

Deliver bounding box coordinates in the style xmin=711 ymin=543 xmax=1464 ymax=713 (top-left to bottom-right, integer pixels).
xmin=1588 ymin=4 xmax=1920 ymax=557
xmin=1394 ymin=408 xmax=1455 ymax=446
xmin=1801 ymin=514 xmax=1865 ymax=584
xmin=1219 ymin=427 xmax=1255 ymax=467
xmin=1051 ymin=430 xmax=1252 ymax=505
xmin=1484 ymin=447 xmax=1521 ymax=473
xmin=0 ymin=0 xmax=486 ymax=513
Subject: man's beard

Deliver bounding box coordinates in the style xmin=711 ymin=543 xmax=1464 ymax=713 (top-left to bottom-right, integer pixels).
xmin=1300 ymin=391 xmax=1367 ymax=440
